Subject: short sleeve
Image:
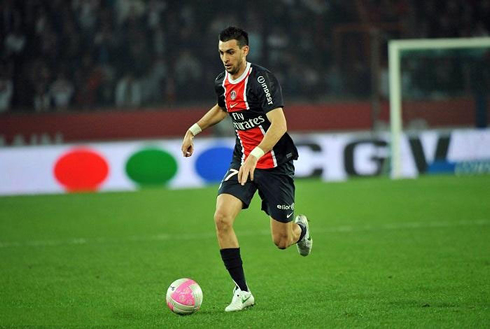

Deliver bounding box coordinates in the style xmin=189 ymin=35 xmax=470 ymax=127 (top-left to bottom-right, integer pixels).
xmin=214 ymin=73 xmax=226 ymax=109
xmin=255 ymin=71 xmax=284 ymax=112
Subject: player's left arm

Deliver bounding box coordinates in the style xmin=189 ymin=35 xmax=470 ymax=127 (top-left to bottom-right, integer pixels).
xmin=238 ymin=108 xmax=287 ymax=185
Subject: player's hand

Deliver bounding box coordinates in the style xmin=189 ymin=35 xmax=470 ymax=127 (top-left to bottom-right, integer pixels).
xmin=181 ymin=131 xmax=195 ymax=157
xmin=238 ymin=154 xmax=259 ymax=185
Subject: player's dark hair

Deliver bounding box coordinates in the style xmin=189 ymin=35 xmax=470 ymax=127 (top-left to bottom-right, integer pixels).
xmin=219 ymin=26 xmax=249 ymax=48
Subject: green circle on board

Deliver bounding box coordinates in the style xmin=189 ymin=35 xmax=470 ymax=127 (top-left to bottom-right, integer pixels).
xmin=125 ymin=148 xmax=178 ymax=187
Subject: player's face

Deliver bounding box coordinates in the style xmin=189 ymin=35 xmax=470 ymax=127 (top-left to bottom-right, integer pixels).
xmin=219 ymin=40 xmax=249 ymax=78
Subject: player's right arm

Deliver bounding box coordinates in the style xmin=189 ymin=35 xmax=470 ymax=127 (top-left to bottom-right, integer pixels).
xmin=181 ymin=103 xmax=227 ymax=157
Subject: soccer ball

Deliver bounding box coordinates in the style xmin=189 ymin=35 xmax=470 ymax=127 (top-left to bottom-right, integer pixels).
xmin=166 ymin=278 xmax=203 ymax=315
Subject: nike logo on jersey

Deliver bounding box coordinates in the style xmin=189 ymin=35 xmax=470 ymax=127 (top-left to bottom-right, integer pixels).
xmin=287 ymin=212 xmax=294 ymax=218
xmin=230 ymin=103 xmax=238 ymax=108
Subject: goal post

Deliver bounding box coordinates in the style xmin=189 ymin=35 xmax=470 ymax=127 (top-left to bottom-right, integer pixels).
xmin=388 ymin=37 xmax=490 ymax=179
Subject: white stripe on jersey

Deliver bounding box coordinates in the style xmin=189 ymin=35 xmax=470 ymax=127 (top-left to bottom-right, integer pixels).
xmin=222 ymin=71 xmax=228 ymax=108
xmin=236 ymin=131 xmax=246 ymax=165
xmin=243 ymin=67 xmax=252 ymax=110
xmin=259 ymin=125 xmax=278 ymax=167
xmin=227 ymin=62 xmax=252 ymax=84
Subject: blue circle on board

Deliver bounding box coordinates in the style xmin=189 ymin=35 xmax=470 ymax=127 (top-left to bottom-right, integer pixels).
xmin=195 ymin=146 xmax=234 ymax=183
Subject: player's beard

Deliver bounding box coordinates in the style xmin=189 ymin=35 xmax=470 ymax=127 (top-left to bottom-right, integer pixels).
xmin=228 ymin=58 xmax=244 ymax=76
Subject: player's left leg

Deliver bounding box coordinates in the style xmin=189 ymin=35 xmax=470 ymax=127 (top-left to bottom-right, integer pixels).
xmin=294 ymin=214 xmax=313 ymax=256
xmin=270 ymin=218 xmax=302 ymax=249
xmin=255 ymin=161 xmax=312 ymax=254
xmin=270 ymin=215 xmax=312 ymax=255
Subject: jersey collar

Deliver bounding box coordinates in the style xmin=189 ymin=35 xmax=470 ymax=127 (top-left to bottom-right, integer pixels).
xmin=227 ymin=62 xmax=252 ymax=85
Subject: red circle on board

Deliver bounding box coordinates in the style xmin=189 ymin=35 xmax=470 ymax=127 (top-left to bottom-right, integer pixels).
xmin=54 ymin=148 xmax=109 ymax=192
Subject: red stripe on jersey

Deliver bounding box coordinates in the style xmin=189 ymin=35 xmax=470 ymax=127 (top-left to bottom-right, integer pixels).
xmin=237 ymin=128 xmax=275 ymax=169
xmin=223 ymin=65 xmax=252 ymax=112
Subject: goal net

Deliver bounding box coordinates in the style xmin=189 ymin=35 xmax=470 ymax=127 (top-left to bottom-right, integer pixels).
xmin=388 ymin=37 xmax=490 ymax=179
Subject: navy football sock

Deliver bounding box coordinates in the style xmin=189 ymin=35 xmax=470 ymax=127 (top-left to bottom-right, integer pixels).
xmin=297 ymin=223 xmax=306 ymax=243
xmin=220 ymin=248 xmax=248 ymax=292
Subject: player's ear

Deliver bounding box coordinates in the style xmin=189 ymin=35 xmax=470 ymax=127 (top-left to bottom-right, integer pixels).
xmin=242 ymin=45 xmax=250 ymax=56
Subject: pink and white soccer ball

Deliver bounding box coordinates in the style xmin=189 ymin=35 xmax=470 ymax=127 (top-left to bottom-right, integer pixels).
xmin=166 ymin=278 xmax=203 ymax=315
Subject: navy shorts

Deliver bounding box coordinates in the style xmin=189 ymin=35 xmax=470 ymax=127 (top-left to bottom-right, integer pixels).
xmin=217 ymin=161 xmax=296 ymax=223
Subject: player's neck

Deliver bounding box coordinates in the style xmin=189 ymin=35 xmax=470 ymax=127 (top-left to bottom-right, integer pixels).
xmin=230 ymin=61 xmax=249 ymax=80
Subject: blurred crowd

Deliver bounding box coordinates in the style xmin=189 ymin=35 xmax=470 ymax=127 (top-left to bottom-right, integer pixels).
xmin=1 ymin=0 xmax=489 ymax=113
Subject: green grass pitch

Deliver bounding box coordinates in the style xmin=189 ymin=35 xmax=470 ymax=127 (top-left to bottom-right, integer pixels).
xmin=0 ymin=175 xmax=489 ymax=328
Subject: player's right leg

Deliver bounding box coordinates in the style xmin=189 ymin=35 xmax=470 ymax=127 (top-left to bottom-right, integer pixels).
xmin=214 ymin=193 xmax=242 ymax=249
xmin=216 ymin=164 xmax=259 ymax=311
xmin=215 ymin=194 xmax=255 ymax=312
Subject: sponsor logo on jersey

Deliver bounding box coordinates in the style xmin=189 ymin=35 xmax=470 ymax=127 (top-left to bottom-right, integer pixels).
xmin=231 ymin=115 xmax=266 ymax=130
xmin=257 ymin=76 xmax=273 ymax=105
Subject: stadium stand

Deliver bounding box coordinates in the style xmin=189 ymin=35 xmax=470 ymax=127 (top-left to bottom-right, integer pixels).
xmin=0 ymin=0 xmax=489 ymax=113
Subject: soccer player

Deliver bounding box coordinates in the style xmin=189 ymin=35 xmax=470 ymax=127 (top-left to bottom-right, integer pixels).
xmin=181 ymin=26 xmax=312 ymax=312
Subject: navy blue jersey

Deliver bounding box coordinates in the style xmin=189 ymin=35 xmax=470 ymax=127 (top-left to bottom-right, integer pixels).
xmin=214 ymin=62 xmax=298 ymax=169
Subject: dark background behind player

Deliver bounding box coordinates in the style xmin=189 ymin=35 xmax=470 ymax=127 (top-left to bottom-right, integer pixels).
xmin=0 ymin=0 xmax=489 ymax=145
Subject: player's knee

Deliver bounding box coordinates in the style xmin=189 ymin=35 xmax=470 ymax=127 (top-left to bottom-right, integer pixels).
xmin=214 ymin=210 xmax=233 ymax=232
xmin=272 ymin=234 xmax=289 ymax=250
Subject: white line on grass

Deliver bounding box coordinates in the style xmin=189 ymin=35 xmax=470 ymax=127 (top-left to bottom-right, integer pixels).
xmin=0 ymin=219 xmax=489 ymax=249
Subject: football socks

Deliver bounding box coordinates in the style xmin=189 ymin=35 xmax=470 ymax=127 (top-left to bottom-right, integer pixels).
xmin=220 ymin=248 xmax=248 ymax=292
xmin=297 ymin=222 xmax=306 ymax=243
